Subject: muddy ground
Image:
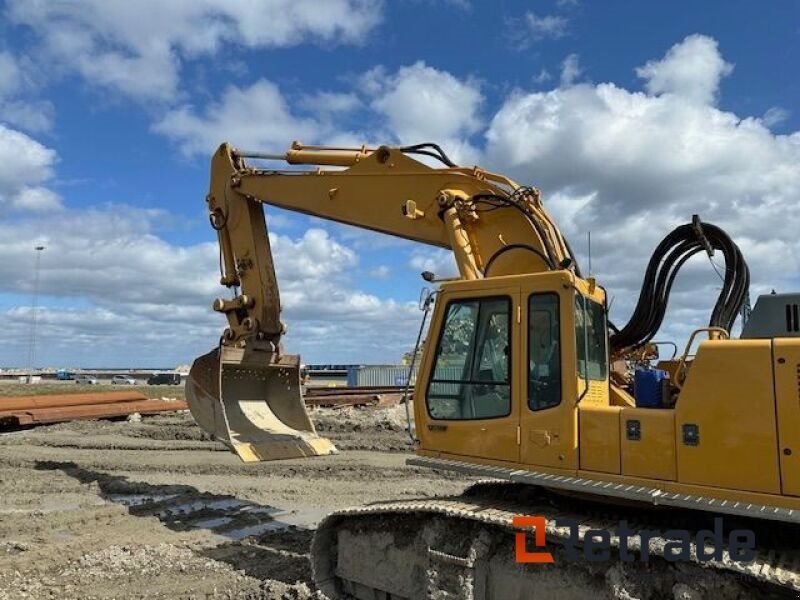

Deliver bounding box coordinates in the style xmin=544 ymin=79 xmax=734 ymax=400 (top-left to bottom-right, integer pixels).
xmin=0 ymin=401 xmax=474 ymax=599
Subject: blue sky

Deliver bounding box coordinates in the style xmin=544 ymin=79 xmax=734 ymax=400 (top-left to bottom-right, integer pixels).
xmin=0 ymin=0 xmax=798 ymax=368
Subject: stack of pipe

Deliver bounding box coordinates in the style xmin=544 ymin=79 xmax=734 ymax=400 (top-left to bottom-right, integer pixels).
xmin=0 ymin=391 xmax=187 ymax=427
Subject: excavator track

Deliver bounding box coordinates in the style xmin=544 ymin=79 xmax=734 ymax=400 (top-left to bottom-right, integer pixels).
xmin=311 ymin=482 xmax=800 ymax=599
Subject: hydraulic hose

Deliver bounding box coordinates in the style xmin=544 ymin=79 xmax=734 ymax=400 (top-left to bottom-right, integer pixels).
xmin=609 ymin=218 xmax=749 ymax=354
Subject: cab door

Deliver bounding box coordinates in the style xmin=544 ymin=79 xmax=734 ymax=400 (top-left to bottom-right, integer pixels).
xmin=416 ymin=281 xmax=521 ymax=464
xmin=519 ymin=273 xmax=579 ymax=470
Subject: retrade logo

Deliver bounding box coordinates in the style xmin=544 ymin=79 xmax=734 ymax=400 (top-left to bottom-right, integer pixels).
xmin=513 ymin=515 xmax=756 ymax=564
xmin=512 ymin=516 xmax=555 ymax=563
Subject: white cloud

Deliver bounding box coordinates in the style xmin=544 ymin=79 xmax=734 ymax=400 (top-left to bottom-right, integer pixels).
xmin=486 ymin=34 xmax=800 ymax=339
xmin=0 ymin=124 xmax=62 ymax=211
xmin=153 ymin=79 xmax=320 ymax=156
xmin=7 ymin=0 xmax=384 ymax=102
xmin=762 ymin=106 xmax=789 ymax=128
xmin=10 ymin=187 xmax=62 ymax=212
xmin=369 ymin=265 xmax=391 ymax=279
xmin=409 ymin=249 xmax=458 ymax=278
xmin=636 ymin=34 xmax=733 ymax=104
xmin=3 ymin=31 xmax=796 ymax=366
xmin=524 ymin=12 xmax=569 ymax=41
xmin=298 ymin=91 xmax=362 ymax=116
xmin=560 ymin=53 xmax=582 ymax=86
xmin=367 ymin=62 xmax=482 ymax=141
xmin=0 ymin=51 xmax=54 ymax=132
xmin=534 ymin=69 xmax=552 ymax=84
xmin=0 ymin=52 xmax=23 ymax=97
xmin=155 ymin=62 xmax=484 ymax=165
xmin=0 ymin=207 xmax=420 ymax=367
xmin=0 ymin=100 xmax=55 ymax=133
xmin=364 ymin=61 xmax=483 ymax=164
xmin=508 ymin=11 xmax=569 ymax=49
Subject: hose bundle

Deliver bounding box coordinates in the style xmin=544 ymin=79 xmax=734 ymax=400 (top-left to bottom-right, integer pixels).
xmin=609 ymin=217 xmax=750 ymax=354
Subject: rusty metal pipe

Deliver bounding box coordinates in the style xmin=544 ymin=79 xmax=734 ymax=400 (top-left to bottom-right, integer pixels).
xmin=0 ymin=391 xmax=147 ymax=412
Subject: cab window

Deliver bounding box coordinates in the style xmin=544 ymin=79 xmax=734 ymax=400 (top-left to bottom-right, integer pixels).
xmin=575 ymin=296 xmax=608 ymax=380
xmin=427 ymin=297 xmax=511 ymax=420
xmin=528 ymin=293 xmax=561 ymax=411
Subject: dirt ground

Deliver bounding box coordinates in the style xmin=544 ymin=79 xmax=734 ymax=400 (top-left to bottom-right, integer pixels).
xmin=0 ymin=399 xmax=474 ymax=599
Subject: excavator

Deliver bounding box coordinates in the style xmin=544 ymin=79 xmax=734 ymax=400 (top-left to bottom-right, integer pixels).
xmin=186 ymin=141 xmax=800 ymax=598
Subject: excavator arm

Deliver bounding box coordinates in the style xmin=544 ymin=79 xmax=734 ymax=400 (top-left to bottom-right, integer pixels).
xmin=208 ymin=141 xmax=577 ymax=347
xmin=188 ymin=141 xmax=579 ymax=461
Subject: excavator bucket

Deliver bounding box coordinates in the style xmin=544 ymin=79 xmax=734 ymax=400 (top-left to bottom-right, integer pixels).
xmin=185 ymin=346 xmax=337 ymax=462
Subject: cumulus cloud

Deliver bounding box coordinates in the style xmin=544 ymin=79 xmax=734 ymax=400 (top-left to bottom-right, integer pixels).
xmin=523 ymin=12 xmax=569 ymax=41
xmin=0 ymin=51 xmax=54 ymax=132
xmin=153 ymin=80 xmax=320 ymax=156
xmin=363 ymin=61 xmax=483 ymax=163
xmin=0 ymin=208 xmax=419 ymax=367
xmin=486 ymin=34 xmax=800 ymax=339
xmin=0 ymin=124 xmax=62 ymax=211
xmin=7 ymin=0 xmax=384 ymax=102
xmin=366 ymin=62 xmax=482 ymax=141
xmin=154 ymin=61 xmax=486 ymax=164
xmin=636 ymin=34 xmax=733 ymax=104
xmin=3 ymin=30 xmax=797 ymax=366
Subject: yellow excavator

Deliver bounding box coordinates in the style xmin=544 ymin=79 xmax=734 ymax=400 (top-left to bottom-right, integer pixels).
xmin=186 ymin=141 xmax=800 ymax=598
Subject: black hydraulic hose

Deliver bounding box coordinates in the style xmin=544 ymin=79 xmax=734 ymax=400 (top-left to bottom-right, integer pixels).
xmin=399 ymin=143 xmax=457 ymax=167
xmin=609 ymin=220 xmax=749 ymax=354
xmin=483 ymin=243 xmax=552 ymax=276
xmin=473 ymin=193 xmax=560 ymax=270
xmin=397 ymin=145 xmax=584 ymax=274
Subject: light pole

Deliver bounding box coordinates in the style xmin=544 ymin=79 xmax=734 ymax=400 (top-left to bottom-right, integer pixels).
xmin=27 ymin=245 xmax=45 ymax=383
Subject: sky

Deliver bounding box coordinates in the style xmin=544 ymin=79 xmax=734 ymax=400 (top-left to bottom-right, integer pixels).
xmin=0 ymin=0 xmax=798 ymax=368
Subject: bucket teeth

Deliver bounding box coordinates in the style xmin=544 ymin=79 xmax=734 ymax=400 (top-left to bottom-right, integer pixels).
xmin=186 ymin=347 xmax=336 ymax=462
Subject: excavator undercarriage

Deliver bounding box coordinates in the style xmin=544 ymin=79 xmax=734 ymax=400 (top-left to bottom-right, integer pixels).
xmin=313 ymin=482 xmax=800 ymax=599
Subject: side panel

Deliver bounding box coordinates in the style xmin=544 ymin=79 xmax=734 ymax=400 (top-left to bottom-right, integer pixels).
xmin=774 ymin=339 xmax=800 ymax=496
xmin=414 ymin=283 xmax=521 ymax=463
xmin=620 ymin=407 xmax=676 ymax=481
xmin=675 ymin=340 xmax=781 ymax=494
xmin=578 ymin=405 xmax=621 ymax=474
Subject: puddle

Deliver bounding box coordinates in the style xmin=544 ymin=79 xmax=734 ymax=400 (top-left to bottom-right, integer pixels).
xmin=107 ymin=493 xmax=178 ymax=507
xmin=192 ymin=516 xmax=234 ymax=529
xmin=102 ymin=491 xmax=329 ymax=540
xmin=157 ymin=498 xmax=245 ymax=518
xmin=224 ymin=521 xmax=288 ymax=540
